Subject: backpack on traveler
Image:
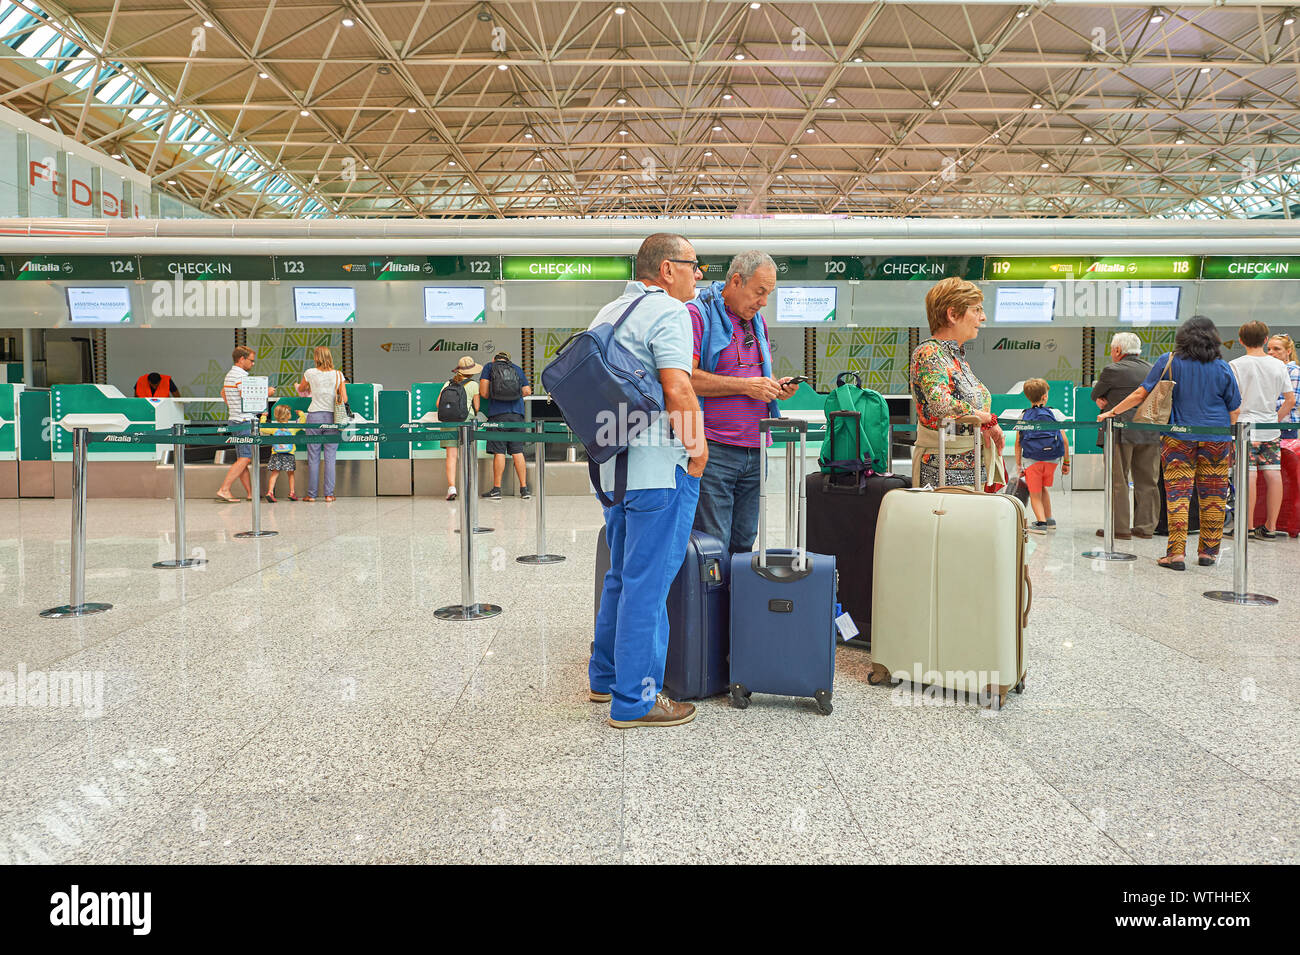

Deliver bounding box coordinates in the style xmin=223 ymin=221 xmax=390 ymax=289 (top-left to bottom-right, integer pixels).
xmin=1020 ymin=405 xmax=1066 ymax=461
xmin=819 ymin=372 xmax=891 ymax=477
xmin=437 ymin=376 xmax=470 ymax=422
xmin=488 ymin=359 xmax=524 ymax=401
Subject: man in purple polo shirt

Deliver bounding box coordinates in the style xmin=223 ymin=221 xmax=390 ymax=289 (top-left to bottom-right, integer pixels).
xmin=688 ymin=250 xmax=799 ymax=554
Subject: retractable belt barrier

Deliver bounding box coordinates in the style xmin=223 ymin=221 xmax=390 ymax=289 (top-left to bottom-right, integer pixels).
xmin=43 ymin=418 xmax=1288 ymax=621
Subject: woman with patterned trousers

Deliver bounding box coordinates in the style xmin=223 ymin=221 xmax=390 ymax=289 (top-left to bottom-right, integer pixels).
xmin=909 ymin=277 xmax=1006 ymax=491
xmin=1100 ymin=316 xmax=1242 ymax=571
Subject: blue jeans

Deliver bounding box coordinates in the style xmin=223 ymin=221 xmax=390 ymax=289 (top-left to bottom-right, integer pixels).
xmin=693 ymin=439 xmax=761 ymax=554
xmin=306 ymin=410 xmax=337 ymax=497
xmin=590 ymin=467 xmax=700 ymax=720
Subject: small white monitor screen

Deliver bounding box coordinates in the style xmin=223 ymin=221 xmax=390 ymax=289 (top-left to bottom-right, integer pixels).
xmin=424 ymin=286 xmax=486 ymax=323
xmin=775 ymin=287 xmax=837 ymax=323
xmin=66 ymin=286 xmax=132 ymax=324
xmin=1120 ymin=285 xmax=1180 ymax=325
xmin=293 ymin=286 xmax=356 ymax=324
xmin=994 ymin=286 xmax=1055 ymax=323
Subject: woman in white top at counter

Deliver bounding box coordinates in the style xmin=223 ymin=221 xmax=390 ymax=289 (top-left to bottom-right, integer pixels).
xmin=296 ymin=346 xmax=347 ymax=502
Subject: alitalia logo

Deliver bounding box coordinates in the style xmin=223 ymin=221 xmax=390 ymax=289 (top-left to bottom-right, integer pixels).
xmin=1085 ymin=262 xmax=1136 ymax=274
xmin=380 ymin=261 xmax=419 ymax=273
xmin=427 ymin=339 xmax=477 ymax=351
xmin=992 ymin=338 xmax=1041 ymax=350
xmin=21 ymin=261 xmax=64 ymax=273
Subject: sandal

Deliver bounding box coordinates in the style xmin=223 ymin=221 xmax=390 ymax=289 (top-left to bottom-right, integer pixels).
xmin=304 ymin=497 xmax=315 ymax=503
xmin=324 ymin=496 xmax=336 ymax=503
xmin=214 ymin=491 xmax=240 ymax=503
xmin=266 ymin=494 xmax=276 ymax=503
xmin=288 ymin=494 xmax=298 ymax=501
xmin=1156 ymin=556 xmax=1186 ymax=572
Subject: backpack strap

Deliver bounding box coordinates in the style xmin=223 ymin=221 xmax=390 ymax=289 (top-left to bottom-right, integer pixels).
xmin=590 ymin=452 xmax=629 ymax=508
xmin=835 ymin=371 xmax=862 ymax=388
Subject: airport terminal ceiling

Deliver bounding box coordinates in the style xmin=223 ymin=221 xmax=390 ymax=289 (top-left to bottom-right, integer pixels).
xmin=3 ymin=1 xmax=1300 ymax=221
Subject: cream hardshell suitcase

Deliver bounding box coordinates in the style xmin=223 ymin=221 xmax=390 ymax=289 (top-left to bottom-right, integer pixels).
xmin=868 ymin=417 xmax=1030 ymax=707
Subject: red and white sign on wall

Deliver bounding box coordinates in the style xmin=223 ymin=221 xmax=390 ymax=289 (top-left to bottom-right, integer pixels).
xmin=28 ymin=160 xmax=143 ymax=219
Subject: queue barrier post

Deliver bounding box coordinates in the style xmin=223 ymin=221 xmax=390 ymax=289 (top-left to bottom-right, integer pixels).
xmin=40 ymin=426 xmax=112 ymax=618
xmin=518 ymin=422 xmax=565 ymax=564
xmin=1081 ymin=417 xmax=1136 ymax=562
xmin=436 ymin=423 xmax=502 ymax=620
xmin=1205 ymin=420 xmax=1277 ymax=606
xmin=454 ymin=421 xmax=493 ymax=535
xmin=235 ymin=424 xmax=276 ymax=539
xmin=155 ymin=423 xmax=207 ymax=568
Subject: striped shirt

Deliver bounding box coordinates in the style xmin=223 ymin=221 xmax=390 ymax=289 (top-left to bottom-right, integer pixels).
xmin=1280 ymin=361 xmax=1300 ymax=424
xmin=688 ymin=303 xmax=768 ymax=448
xmin=222 ymin=364 xmax=253 ymax=422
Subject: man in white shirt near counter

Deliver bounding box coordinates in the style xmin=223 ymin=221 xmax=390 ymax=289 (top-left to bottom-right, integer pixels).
xmin=216 ymin=346 xmax=275 ymax=503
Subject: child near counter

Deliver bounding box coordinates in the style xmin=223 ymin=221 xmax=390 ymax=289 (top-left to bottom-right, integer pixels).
xmin=264 ymin=404 xmax=300 ymax=503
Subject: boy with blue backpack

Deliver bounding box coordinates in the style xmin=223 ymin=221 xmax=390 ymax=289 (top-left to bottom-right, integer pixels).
xmin=1015 ymin=378 xmax=1071 ymax=531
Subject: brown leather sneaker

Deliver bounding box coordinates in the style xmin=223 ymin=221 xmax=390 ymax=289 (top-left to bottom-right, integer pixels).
xmin=608 ymin=693 xmax=696 ymax=729
xmin=588 ymin=690 xmax=612 ymax=702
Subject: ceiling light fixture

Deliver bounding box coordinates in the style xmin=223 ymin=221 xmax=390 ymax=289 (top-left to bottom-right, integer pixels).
xmin=1285 ymin=10 xmax=1297 ymax=25
xmin=826 ymin=96 xmax=837 ymax=104
xmin=203 ymin=20 xmax=213 ymax=28
xmin=616 ymin=96 xmax=627 ymax=105
xmin=39 ymin=117 xmax=51 ymax=124
xmin=1209 ymin=164 xmax=1219 ymax=171
xmin=407 ymin=107 xmax=416 ymax=113
xmin=931 ymin=99 xmax=940 ymax=107
xmin=1016 ymin=8 xmax=1028 ymax=18
xmin=498 ymin=63 xmax=508 ymax=70
xmin=1151 ymin=8 xmax=1166 ymax=23
xmin=449 ymin=161 xmax=456 ymax=166
xmin=790 ymin=153 xmax=798 ymax=159
xmin=806 ymin=128 xmax=814 ymax=134
xmin=1125 ymin=162 xmax=1134 ymax=170
xmin=704 ymin=150 xmax=712 ymax=157
xmin=1175 ymin=135 xmax=1185 ymax=144
xmin=615 ymin=6 xmax=626 ymax=14
xmin=1040 ymin=162 xmax=1049 ymax=168
xmin=300 ymin=109 xmax=310 ymax=116
xmin=1200 ymin=66 xmax=1211 ymax=73
xmin=1083 ymin=135 xmax=1093 ymax=142
xmin=735 ymin=53 xmax=745 ymax=60
xmin=258 ymin=71 xmax=268 ymax=79
xmin=853 ymin=56 xmax=864 ymax=63
xmin=524 ymin=132 xmax=533 ymax=139
xmin=341 ymin=17 xmax=354 ymax=27
xmin=477 ymin=9 xmax=492 ymax=22
xmin=722 ymin=92 xmax=733 ymax=100
xmin=751 ymin=2 xmax=761 ymax=8
xmin=111 ymin=153 xmax=122 ymax=159
xmin=167 ymin=179 xmax=176 ymax=185
xmin=1031 ymin=102 xmax=1042 ymax=109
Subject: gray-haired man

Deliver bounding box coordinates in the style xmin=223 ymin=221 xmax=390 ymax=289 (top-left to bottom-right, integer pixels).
xmin=687 ymin=250 xmax=799 ymax=554
xmin=1091 ymin=332 xmax=1159 ymax=538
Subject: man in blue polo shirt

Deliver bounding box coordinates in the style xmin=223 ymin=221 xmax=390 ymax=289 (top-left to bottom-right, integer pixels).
xmin=479 ymin=350 xmax=533 ymax=500
xmin=589 ymin=233 xmax=708 ymax=729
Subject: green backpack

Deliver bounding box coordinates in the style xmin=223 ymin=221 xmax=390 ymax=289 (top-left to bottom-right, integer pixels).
xmin=819 ymin=372 xmax=890 ymax=476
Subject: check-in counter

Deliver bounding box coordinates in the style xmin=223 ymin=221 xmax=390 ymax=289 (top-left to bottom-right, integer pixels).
xmin=47 ymin=385 xmax=184 ymax=497
xmin=0 ymin=383 xmax=18 ymax=497
xmin=264 ymin=383 xmax=381 ymax=497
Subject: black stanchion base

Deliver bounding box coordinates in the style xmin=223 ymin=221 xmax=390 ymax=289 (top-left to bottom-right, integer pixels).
xmin=153 ymin=558 xmax=208 ymax=569
xmin=433 ymin=603 xmax=503 ymax=621
xmin=517 ymin=554 xmax=566 ymax=564
xmin=39 ymin=602 xmax=112 ymax=619
xmin=234 ymin=530 xmax=279 ymax=539
xmin=1204 ymin=590 xmax=1278 ymax=606
xmin=453 ymin=527 xmax=493 ymax=534
xmin=1080 ymin=550 xmax=1137 ymax=561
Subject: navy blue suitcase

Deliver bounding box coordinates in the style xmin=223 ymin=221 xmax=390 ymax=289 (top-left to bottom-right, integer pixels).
xmin=593 ymin=529 xmax=731 ymax=701
xmin=729 ymin=419 xmax=838 ymax=715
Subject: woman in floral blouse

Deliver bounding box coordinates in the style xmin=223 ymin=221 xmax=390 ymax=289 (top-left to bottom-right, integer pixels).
xmin=909 ymin=277 xmax=1005 ymax=488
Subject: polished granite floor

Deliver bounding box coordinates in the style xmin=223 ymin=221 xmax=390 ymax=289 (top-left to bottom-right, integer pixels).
xmin=1 ymin=478 xmax=1297 ymax=865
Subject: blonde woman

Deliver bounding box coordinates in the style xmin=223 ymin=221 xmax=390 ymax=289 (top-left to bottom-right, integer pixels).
xmin=441 ymin=356 xmax=482 ymax=501
xmin=1267 ymin=333 xmax=1300 ymax=439
xmin=296 ymin=345 xmax=347 ymax=502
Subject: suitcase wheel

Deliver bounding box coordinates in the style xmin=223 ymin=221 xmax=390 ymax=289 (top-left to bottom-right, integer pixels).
xmin=729 ymin=684 xmax=752 ymax=709
xmin=1013 ymin=678 xmax=1026 ymax=695
xmin=813 ymin=689 xmax=833 ymax=716
xmin=866 ymin=663 xmax=890 ymax=687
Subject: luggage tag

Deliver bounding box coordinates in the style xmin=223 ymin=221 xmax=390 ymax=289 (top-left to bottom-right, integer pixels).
xmin=835 ymin=611 xmax=859 ymax=642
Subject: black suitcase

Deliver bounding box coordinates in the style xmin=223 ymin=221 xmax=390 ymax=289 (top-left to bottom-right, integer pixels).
xmin=805 ymin=469 xmax=908 ymax=649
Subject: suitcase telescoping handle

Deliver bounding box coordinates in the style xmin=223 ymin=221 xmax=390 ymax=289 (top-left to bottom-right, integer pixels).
xmin=937 ymin=414 xmax=985 ymax=490
xmin=758 ymin=417 xmax=807 ymax=570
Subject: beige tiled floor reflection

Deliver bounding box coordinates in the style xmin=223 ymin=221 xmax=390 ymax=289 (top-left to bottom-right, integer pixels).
xmin=1 ymin=484 xmax=1297 ymax=864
